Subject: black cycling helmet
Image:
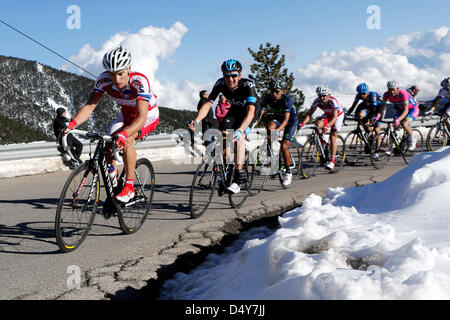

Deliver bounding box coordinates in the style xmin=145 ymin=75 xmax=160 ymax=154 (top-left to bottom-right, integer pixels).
xmin=269 ymin=78 xmax=286 ymax=90
xmin=56 ymin=107 xmax=66 ymax=116
xmin=221 ymin=59 xmax=242 ymax=73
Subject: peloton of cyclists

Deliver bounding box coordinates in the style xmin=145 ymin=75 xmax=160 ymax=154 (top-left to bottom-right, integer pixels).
xmin=299 ymin=84 xmax=345 ymax=171
xmin=65 ymin=45 xmax=160 ymax=203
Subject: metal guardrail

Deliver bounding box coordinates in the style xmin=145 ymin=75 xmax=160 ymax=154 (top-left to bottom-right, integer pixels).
xmin=0 ymin=116 xmax=440 ymax=162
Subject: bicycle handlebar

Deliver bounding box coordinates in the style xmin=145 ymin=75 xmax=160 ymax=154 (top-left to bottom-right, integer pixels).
xmin=62 ymin=129 xmax=122 ymax=163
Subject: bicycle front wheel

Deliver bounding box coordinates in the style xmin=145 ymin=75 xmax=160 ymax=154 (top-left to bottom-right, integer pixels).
xmin=189 ymin=157 xmax=217 ymax=219
xmin=330 ymin=135 xmax=346 ymax=174
xmin=248 ymin=148 xmax=270 ymax=196
xmin=300 ymin=139 xmax=319 ymax=179
xmin=370 ymin=131 xmax=393 ymax=169
xmin=426 ymin=124 xmax=448 ymax=151
xmin=343 ymin=131 xmax=365 ymax=166
xmin=117 ymin=158 xmax=155 ymax=234
xmin=55 ymin=162 xmax=99 ymax=253
xmin=401 ymin=129 xmax=423 ymax=164
xmin=229 ymin=155 xmax=252 ymax=208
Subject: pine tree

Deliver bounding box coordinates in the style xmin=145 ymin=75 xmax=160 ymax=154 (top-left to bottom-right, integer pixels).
xmin=248 ymin=43 xmax=305 ymax=112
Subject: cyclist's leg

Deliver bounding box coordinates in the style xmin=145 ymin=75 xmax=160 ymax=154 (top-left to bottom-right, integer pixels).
xmin=281 ymin=119 xmax=297 ymax=169
xmin=443 ymin=102 xmax=450 ymax=132
xmin=329 ymin=114 xmax=344 ymax=163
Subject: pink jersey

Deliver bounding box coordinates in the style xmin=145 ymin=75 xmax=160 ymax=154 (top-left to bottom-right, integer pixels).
xmin=310 ymin=96 xmax=344 ymax=119
xmin=93 ymin=71 xmax=158 ymax=124
xmin=382 ymin=88 xmax=418 ymax=111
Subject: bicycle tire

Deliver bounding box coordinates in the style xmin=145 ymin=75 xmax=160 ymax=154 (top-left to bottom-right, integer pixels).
xmin=300 ymin=138 xmax=319 ymax=179
xmin=228 ymin=154 xmax=252 ymax=208
xmin=189 ymin=157 xmax=217 ymax=219
xmin=55 ymin=162 xmax=99 ymax=253
xmin=426 ymin=123 xmax=448 ymax=151
xmin=117 ymin=158 xmax=155 ymax=234
xmin=343 ymin=131 xmax=366 ymax=166
xmin=330 ymin=135 xmax=346 ymax=174
xmin=278 ymin=143 xmax=301 ymax=188
xmin=370 ymin=131 xmax=393 ymax=169
xmin=400 ymin=129 xmax=423 ymax=164
xmin=248 ymin=149 xmax=269 ymax=196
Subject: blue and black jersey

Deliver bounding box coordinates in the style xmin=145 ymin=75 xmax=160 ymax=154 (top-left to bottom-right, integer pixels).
xmin=261 ymin=94 xmax=298 ymax=121
xmin=208 ymin=77 xmax=261 ymax=129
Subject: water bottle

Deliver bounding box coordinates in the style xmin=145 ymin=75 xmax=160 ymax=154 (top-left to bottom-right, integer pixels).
xmin=108 ymin=164 xmax=118 ymax=188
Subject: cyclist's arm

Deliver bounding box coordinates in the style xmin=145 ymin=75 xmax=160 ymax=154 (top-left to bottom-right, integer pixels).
xmin=194 ymin=101 xmax=213 ymax=124
xmin=237 ymin=104 xmax=256 ymax=133
xmin=300 ymin=109 xmax=314 ymax=127
xmin=346 ymin=99 xmax=358 ymax=115
xmin=430 ymin=96 xmax=442 ymax=113
xmin=71 ymin=93 xmax=102 ymax=127
xmin=278 ymin=112 xmax=291 ymax=131
xmin=396 ymin=102 xmax=410 ymax=122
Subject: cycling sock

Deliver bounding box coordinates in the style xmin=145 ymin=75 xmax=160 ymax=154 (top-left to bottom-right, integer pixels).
xmin=331 ymin=156 xmax=336 ymax=163
xmin=125 ymin=179 xmax=134 ymax=186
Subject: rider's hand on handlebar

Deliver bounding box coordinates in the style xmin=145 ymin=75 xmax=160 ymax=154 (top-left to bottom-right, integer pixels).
xmin=187 ymin=119 xmax=198 ymax=132
xmin=114 ymin=130 xmax=128 ymax=151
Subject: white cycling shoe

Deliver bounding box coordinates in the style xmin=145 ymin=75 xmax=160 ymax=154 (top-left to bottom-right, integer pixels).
xmin=282 ymin=173 xmax=293 ymax=187
xmin=325 ymin=161 xmax=335 ymax=170
xmin=227 ymin=183 xmax=241 ymax=194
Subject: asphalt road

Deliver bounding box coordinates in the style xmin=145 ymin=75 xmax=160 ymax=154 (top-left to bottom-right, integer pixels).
xmin=0 ymin=155 xmax=408 ymax=299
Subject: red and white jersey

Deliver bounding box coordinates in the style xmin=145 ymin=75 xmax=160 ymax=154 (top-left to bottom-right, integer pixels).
xmin=93 ymin=71 xmax=158 ymax=124
xmin=310 ymin=96 xmax=344 ymax=119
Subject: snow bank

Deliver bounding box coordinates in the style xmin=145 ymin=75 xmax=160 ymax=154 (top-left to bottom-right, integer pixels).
xmin=161 ymin=147 xmax=450 ymax=300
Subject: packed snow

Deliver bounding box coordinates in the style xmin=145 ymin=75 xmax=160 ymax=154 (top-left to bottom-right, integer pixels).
xmin=160 ymin=147 xmax=450 ymax=300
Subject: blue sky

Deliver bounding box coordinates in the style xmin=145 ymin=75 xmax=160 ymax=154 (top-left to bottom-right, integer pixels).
xmin=1 ymin=0 xmax=449 ymax=108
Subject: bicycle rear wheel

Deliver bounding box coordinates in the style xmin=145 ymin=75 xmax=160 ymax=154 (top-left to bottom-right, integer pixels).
xmin=300 ymin=139 xmax=319 ymax=179
xmin=426 ymin=124 xmax=448 ymax=151
xmin=117 ymin=158 xmax=155 ymax=234
xmin=189 ymin=157 xmax=217 ymax=218
xmin=55 ymin=162 xmax=99 ymax=253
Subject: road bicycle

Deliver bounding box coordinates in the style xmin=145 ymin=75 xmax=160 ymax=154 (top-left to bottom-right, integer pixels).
xmin=343 ymin=116 xmax=377 ymax=168
xmin=247 ymin=130 xmax=301 ymax=195
xmin=425 ymin=112 xmax=450 ymax=151
xmin=55 ymin=129 xmax=155 ymax=253
xmin=182 ymin=130 xmax=254 ymax=219
xmin=370 ymin=120 xmax=423 ymax=168
xmin=299 ymin=126 xmax=346 ymax=178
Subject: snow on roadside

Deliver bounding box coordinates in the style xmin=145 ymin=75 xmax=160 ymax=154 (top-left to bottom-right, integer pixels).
xmin=160 ymin=147 xmax=450 ymax=300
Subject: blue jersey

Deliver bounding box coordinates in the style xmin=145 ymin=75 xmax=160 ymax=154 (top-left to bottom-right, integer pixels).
xmin=261 ymin=94 xmax=298 ymax=120
xmin=354 ymin=91 xmax=382 ymax=109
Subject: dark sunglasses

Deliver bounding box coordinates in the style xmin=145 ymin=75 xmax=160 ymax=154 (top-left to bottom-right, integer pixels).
xmin=318 ymin=95 xmax=328 ymax=98
xmin=271 ymin=89 xmax=281 ymax=94
xmin=223 ymin=73 xmax=240 ymax=78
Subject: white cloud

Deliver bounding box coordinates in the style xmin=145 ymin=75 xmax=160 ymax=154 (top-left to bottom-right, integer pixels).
xmin=296 ymin=26 xmax=450 ymax=110
xmin=62 ymin=21 xmax=204 ymax=110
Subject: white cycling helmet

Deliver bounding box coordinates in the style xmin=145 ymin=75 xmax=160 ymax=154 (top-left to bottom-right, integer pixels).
xmin=102 ymin=45 xmax=132 ymax=72
xmin=316 ymin=84 xmax=330 ymax=96
xmin=387 ymin=80 xmax=400 ymax=89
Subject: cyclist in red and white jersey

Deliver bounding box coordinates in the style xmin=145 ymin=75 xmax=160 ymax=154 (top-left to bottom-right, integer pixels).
xmin=299 ymin=84 xmax=344 ymax=170
xmin=65 ymin=45 xmax=160 ymax=202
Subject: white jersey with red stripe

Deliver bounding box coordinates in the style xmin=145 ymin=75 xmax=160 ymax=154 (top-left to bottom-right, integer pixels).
xmin=93 ymin=71 xmax=158 ymax=124
xmin=310 ymin=96 xmax=344 ymax=119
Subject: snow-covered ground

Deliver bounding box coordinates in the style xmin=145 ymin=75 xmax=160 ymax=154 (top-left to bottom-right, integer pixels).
xmin=160 ymin=147 xmax=450 ymax=300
